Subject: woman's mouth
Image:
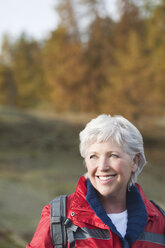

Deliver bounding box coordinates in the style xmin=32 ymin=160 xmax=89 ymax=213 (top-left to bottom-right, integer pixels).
xmin=97 ymin=175 xmax=117 ymax=183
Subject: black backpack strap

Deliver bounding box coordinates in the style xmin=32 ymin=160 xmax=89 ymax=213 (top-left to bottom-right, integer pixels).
xmin=64 ymin=218 xmax=78 ymax=248
xmin=50 ymin=195 xmax=78 ymax=248
xmin=50 ymin=195 xmax=67 ymax=248
xmin=150 ymin=200 xmax=165 ymax=217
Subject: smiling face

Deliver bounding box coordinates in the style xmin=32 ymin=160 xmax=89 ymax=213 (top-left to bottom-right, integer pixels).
xmin=85 ymin=140 xmax=138 ymax=203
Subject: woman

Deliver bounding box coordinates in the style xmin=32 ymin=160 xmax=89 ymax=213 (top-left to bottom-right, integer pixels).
xmin=27 ymin=114 xmax=165 ymax=248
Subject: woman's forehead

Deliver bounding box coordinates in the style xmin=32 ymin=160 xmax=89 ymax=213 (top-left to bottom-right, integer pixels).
xmin=87 ymin=140 xmax=123 ymax=151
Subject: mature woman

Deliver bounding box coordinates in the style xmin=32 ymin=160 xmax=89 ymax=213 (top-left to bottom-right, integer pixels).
xmin=27 ymin=114 xmax=165 ymax=248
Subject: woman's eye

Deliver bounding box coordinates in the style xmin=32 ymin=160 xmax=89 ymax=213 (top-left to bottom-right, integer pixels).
xmin=89 ymin=154 xmax=97 ymax=159
xmin=111 ymin=154 xmax=119 ymax=158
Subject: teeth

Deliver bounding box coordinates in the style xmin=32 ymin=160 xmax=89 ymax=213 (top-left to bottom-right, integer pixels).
xmin=99 ymin=176 xmax=114 ymax=180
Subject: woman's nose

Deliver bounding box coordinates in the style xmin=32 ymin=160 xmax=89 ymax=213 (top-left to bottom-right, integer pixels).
xmin=99 ymin=157 xmax=109 ymax=171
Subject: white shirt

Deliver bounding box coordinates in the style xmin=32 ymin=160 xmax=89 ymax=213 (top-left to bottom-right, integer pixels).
xmin=107 ymin=210 xmax=128 ymax=238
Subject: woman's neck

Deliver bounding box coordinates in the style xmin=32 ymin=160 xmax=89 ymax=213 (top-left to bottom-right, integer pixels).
xmin=99 ymin=193 xmax=127 ymax=214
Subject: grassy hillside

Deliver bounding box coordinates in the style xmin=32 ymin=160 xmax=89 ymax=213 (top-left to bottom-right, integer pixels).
xmin=0 ymin=107 xmax=164 ymax=247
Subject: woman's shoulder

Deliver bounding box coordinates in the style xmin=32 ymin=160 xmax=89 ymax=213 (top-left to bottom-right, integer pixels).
xmin=41 ymin=203 xmax=51 ymax=217
xmin=136 ymin=184 xmax=165 ymax=220
xmin=150 ymin=200 xmax=165 ymax=218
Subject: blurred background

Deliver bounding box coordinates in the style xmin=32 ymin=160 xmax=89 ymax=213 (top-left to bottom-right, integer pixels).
xmin=0 ymin=0 xmax=165 ymax=247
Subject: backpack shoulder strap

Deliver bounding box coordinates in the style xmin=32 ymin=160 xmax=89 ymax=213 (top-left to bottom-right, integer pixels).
xmin=150 ymin=200 xmax=165 ymax=218
xmin=50 ymin=195 xmax=67 ymax=248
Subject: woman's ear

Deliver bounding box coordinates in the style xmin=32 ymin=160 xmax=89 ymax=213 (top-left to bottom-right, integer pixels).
xmin=132 ymin=153 xmax=140 ymax=172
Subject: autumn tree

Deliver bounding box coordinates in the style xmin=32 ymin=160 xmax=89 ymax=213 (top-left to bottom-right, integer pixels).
xmin=101 ymin=30 xmax=153 ymax=120
xmin=144 ymin=0 xmax=165 ymax=114
xmin=12 ymin=34 xmax=47 ymax=108
xmin=0 ymin=35 xmax=17 ymax=106
xmin=82 ymin=16 xmax=116 ymax=112
xmin=42 ymin=27 xmax=86 ymax=111
xmin=52 ymin=0 xmax=116 ymax=112
xmin=55 ymin=0 xmax=80 ymax=41
xmin=115 ymin=0 xmax=145 ymax=49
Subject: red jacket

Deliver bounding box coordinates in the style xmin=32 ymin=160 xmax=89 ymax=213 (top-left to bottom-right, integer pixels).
xmin=27 ymin=176 xmax=165 ymax=248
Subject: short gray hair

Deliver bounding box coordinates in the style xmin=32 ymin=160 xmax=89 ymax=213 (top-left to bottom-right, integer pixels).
xmin=79 ymin=114 xmax=147 ymax=187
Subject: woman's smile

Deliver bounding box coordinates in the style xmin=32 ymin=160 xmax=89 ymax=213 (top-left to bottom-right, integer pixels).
xmin=96 ymin=174 xmax=117 ymax=184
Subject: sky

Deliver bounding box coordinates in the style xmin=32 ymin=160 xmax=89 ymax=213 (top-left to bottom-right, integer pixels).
xmin=0 ymin=0 xmax=58 ymax=49
xmin=0 ymin=0 xmax=118 ymax=51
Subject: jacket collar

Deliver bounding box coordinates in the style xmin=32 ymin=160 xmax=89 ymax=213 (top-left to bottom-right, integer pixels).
xmin=86 ymin=179 xmax=148 ymax=246
xmin=70 ymin=176 xmax=155 ymax=246
xmin=70 ymin=176 xmax=107 ymax=228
